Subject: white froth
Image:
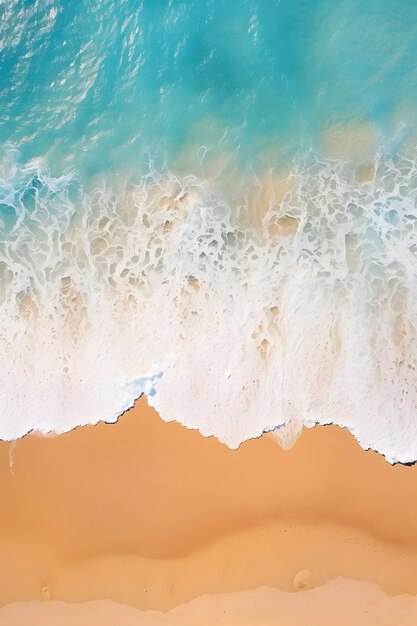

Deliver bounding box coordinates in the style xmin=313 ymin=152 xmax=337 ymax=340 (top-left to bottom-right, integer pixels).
xmin=1 ymin=152 xmax=417 ymax=462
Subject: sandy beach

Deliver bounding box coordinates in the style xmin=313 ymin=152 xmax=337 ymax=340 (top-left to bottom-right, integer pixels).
xmin=0 ymin=398 xmax=417 ymax=624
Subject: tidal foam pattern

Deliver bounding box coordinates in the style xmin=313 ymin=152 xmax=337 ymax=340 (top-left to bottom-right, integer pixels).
xmin=1 ymin=152 xmax=417 ymax=462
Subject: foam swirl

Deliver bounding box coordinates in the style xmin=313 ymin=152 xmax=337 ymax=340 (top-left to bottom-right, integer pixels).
xmin=1 ymin=151 xmax=417 ymax=462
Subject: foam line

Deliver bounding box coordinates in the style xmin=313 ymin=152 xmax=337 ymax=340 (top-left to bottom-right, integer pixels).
xmin=1 ymin=152 xmax=417 ymax=462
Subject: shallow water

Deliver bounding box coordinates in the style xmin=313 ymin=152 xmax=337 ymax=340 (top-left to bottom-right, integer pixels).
xmin=2 ymin=0 xmax=417 ymax=172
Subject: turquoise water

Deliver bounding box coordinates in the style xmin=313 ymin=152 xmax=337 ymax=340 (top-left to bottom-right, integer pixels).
xmin=2 ymin=0 xmax=417 ymax=177
xmin=2 ymin=0 xmax=417 ymax=462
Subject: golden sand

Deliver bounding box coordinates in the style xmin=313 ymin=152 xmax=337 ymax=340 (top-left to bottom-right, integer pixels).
xmin=0 ymin=398 xmax=417 ymax=624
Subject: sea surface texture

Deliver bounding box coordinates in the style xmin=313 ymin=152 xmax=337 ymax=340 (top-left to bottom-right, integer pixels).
xmin=1 ymin=0 xmax=417 ymax=462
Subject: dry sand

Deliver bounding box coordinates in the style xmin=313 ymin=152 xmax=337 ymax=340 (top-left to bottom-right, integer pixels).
xmin=0 ymin=398 xmax=417 ymax=624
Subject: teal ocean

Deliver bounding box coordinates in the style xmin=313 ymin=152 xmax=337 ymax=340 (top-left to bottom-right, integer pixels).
xmin=2 ymin=0 xmax=417 ymax=175
xmin=1 ymin=0 xmax=417 ymax=462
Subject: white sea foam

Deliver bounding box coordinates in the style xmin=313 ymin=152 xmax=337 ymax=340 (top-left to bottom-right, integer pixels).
xmin=1 ymin=151 xmax=417 ymax=462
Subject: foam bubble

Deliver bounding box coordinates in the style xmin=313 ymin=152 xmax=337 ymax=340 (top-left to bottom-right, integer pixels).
xmin=1 ymin=150 xmax=417 ymax=463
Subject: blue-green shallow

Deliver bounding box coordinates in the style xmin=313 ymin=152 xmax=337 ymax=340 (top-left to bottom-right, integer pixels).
xmin=1 ymin=0 xmax=417 ymax=180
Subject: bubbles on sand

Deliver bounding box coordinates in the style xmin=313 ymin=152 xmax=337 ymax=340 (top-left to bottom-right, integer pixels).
xmin=41 ymin=586 xmax=53 ymax=601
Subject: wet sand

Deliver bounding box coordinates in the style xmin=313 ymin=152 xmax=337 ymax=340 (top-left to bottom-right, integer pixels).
xmin=0 ymin=398 xmax=417 ymax=623
xmin=2 ymin=581 xmax=417 ymax=626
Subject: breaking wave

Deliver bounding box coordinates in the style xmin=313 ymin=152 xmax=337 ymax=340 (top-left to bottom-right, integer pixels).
xmin=1 ymin=148 xmax=417 ymax=463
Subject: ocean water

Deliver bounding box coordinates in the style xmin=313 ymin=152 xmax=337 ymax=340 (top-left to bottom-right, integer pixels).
xmin=2 ymin=0 xmax=417 ymax=462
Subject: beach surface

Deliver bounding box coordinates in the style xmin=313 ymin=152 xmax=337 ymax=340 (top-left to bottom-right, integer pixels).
xmin=0 ymin=398 xmax=417 ymax=623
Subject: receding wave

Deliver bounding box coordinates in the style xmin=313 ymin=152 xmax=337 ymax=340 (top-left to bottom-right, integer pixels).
xmin=1 ymin=148 xmax=417 ymax=462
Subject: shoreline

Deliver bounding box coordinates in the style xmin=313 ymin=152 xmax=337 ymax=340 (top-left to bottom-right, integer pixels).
xmin=3 ymin=152 xmax=417 ymax=463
